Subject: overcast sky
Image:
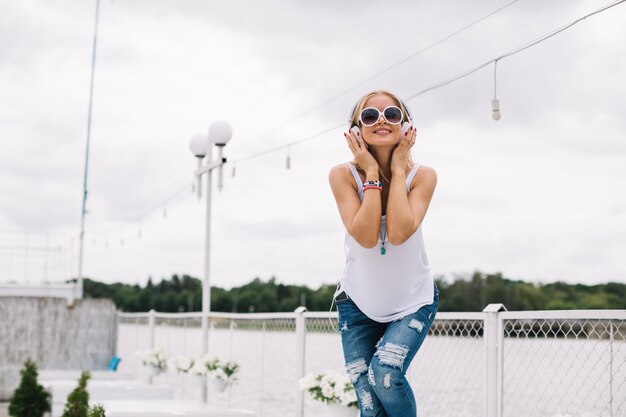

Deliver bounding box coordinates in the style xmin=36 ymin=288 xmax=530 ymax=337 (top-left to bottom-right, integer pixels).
xmin=1 ymin=0 xmax=625 ymax=290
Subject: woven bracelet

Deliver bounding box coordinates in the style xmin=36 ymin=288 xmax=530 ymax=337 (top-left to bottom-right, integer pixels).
xmin=362 ymin=185 xmax=383 ymax=192
xmin=363 ymin=180 xmax=384 ymax=188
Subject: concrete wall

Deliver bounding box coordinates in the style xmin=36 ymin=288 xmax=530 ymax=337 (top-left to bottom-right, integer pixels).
xmin=0 ymin=297 xmax=117 ymax=400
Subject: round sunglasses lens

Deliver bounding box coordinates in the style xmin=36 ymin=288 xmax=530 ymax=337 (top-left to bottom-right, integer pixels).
xmin=384 ymin=107 xmax=402 ymax=124
xmin=360 ymin=108 xmax=380 ymax=126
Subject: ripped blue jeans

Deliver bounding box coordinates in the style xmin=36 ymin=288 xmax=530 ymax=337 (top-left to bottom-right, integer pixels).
xmin=336 ymin=285 xmax=438 ymax=417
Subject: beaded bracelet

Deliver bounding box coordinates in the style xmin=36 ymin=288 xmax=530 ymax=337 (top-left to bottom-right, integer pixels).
xmin=363 ymin=180 xmax=384 ymax=188
xmin=362 ymin=185 xmax=383 ymax=192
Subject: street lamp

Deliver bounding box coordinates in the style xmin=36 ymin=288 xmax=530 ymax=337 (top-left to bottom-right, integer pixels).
xmin=188 ymin=120 xmax=232 ymax=402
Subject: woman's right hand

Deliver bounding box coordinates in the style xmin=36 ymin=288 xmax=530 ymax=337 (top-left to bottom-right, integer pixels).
xmin=344 ymin=129 xmax=379 ymax=175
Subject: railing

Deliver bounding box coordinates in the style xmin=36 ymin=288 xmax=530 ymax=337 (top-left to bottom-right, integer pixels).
xmin=116 ymin=307 xmax=626 ymax=417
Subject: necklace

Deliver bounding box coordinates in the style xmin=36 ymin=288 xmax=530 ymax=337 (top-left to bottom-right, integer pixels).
xmin=378 ymin=169 xmax=390 ymax=185
xmin=379 ymin=224 xmax=387 ymax=255
xmin=378 ymin=169 xmax=389 ymax=255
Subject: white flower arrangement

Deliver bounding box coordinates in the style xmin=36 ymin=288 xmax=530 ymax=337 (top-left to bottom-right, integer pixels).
xmin=191 ymin=354 xmax=239 ymax=385
xmin=299 ymin=370 xmax=358 ymax=409
xmin=135 ymin=348 xmax=168 ymax=372
xmin=168 ymin=355 xmax=194 ymax=374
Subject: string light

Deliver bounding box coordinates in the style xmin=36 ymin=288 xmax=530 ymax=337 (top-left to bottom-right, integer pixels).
xmin=229 ymin=0 xmax=523 ymax=157
xmin=83 ymin=181 xmax=193 ymax=256
xmin=231 ymin=0 xmax=625 ymax=165
xmin=492 ymin=60 xmax=501 ymax=121
xmin=29 ymin=0 xmax=623 ymax=270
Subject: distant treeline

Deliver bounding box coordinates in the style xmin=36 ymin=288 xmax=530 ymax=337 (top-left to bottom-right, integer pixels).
xmin=83 ymin=271 xmax=626 ymax=313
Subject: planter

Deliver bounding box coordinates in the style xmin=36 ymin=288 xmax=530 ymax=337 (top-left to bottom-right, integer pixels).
xmin=209 ymin=378 xmax=228 ymax=393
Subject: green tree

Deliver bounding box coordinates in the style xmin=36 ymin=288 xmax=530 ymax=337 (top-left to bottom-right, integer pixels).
xmin=9 ymin=359 xmax=51 ymax=417
xmin=83 ymin=271 xmax=626 ymax=313
xmin=61 ymin=371 xmax=91 ymax=417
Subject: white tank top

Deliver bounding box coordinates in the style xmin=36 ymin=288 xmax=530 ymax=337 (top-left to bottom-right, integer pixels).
xmin=338 ymin=163 xmax=434 ymax=323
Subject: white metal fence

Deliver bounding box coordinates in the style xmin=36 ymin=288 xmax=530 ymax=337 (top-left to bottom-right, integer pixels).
xmin=116 ymin=307 xmax=626 ymax=417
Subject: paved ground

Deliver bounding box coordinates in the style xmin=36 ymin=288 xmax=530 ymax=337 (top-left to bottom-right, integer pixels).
xmin=0 ymin=402 xmax=7 ymax=417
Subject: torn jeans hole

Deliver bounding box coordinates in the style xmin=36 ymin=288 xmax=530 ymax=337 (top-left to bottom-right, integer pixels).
xmin=360 ymin=389 xmax=374 ymax=411
xmin=346 ymin=358 xmax=368 ymax=384
xmin=409 ymin=319 xmax=425 ymax=332
xmin=375 ymin=342 xmax=409 ymax=371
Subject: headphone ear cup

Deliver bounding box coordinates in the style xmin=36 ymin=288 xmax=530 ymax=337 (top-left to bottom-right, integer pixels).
xmin=400 ymin=99 xmax=413 ymax=123
xmin=350 ymin=126 xmax=368 ymax=149
xmin=398 ymin=122 xmax=411 ymax=144
xmin=349 ymin=102 xmax=359 ymax=124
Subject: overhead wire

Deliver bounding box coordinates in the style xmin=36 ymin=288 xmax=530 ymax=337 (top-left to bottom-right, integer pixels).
xmin=229 ymin=0 xmax=523 ymax=157
xmin=405 ymin=0 xmax=626 ymax=101
xmin=230 ymin=0 xmax=626 ymax=165
xmin=45 ymin=0 xmax=529 ymax=245
xmin=86 ymin=180 xmax=194 ymax=238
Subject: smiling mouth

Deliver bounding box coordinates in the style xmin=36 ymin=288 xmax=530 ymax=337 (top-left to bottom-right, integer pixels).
xmin=373 ymin=128 xmax=391 ymax=134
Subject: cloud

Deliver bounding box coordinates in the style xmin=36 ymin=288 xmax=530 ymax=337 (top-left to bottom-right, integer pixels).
xmin=1 ymin=0 xmax=625 ymax=289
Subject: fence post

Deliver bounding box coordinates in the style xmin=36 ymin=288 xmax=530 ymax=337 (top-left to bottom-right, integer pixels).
xmin=483 ymin=303 xmax=506 ymax=417
xmin=148 ymin=309 xmax=156 ymax=350
xmin=294 ymin=306 xmax=308 ymax=417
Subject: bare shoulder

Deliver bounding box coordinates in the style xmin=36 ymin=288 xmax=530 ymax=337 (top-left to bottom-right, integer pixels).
xmin=411 ymin=165 xmax=437 ymax=190
xmin=329 ymin=163 xmax=358 ymax=194
xmin=329 ymin=163 xmax=353 ymax=183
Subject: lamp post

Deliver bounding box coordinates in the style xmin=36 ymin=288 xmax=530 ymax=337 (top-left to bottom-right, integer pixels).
xmin=188 ymin=120 xmax=232 ymax=402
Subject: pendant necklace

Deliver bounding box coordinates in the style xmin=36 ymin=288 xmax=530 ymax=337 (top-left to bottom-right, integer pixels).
xmin=378 ymin=169 xmax=390 ymax=255
xmin=379 ymin=226 xmax=387 ymax=255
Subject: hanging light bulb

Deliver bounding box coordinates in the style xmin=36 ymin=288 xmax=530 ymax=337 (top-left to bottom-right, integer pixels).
xmin=491 ymin=60 xmax=501 ymax=121
xmin=232 ymin=165 xmax=236 ymax=178
xmin=492 ymin=98 xmax=501 ymax=121
xmin=163 ymin=208 xmax=167 ymax=218
xmin=191 ymin=182 xmax=195 ymax=194
xmin=286 ymin=146 xmax=291 ymax=170
xmin=138 ymin=228 xmax=142 ymax=238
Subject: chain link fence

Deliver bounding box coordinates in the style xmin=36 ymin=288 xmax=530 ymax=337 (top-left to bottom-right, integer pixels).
xmin=502 ymin=312 xmax=626 ymax=417
xmin=116 ymin=309 xmax=626 ymax=417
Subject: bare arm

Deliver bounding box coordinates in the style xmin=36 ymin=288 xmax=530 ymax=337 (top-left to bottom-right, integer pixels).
xmin=328 ymin=129 xmax=383 ymax=248
xmin=385 ymin=166 xmax=437 ymax=245
xmin=385 ymin=127 xmax=437 ymax=245
xmin=329 ymin=164 xmax=382 ymax=248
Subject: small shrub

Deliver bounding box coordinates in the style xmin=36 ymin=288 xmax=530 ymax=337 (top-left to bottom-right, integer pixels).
xmin=61 ymin=371 xmax=91 ymax=417
xmin=9 ymin=359 xmax=52 ymax=417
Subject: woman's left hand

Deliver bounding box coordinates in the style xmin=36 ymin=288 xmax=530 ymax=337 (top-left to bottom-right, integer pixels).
xmin=390 ymin=125 xmax=416 ymax=175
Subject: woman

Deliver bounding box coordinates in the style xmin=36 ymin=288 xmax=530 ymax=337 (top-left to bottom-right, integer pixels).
xmin=329 ymin=90 xmax=438 ymax=417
